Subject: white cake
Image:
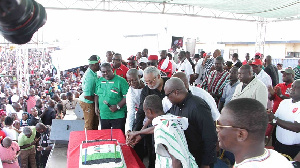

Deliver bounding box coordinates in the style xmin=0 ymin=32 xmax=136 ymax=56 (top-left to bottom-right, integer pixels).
xmin=79 ymin=141 xmax=126 ymax=168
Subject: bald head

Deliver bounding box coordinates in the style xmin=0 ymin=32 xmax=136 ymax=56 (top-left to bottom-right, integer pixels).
xmin=127 ymin=68 xmax=139 ymax=78
xmin=165 ymin=77 xmax=186 ymax=91
xmin=36 ymin=123 xmax=47 ymax=133
xmin=172 ymin=72 xmax=189 ymax=89
xmin=2 ymin=137 xmax=12 ymax=148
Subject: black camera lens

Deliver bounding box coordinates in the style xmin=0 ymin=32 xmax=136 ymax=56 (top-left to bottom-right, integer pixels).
xmin=0 ymin=0 xmax=47 ymax=44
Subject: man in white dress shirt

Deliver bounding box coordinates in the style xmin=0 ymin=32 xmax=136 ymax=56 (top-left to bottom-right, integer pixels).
xmin=176 ymin=51 xmax=194 ymax=84
xmin=250 ymin=59 xmax=272 ymax=109
xmin=125 ymin=69 xmax=145 ymax=133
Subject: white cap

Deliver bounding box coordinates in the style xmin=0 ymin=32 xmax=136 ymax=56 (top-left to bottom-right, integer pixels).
xmin=139 ymin=57 xmax=148 ymax=64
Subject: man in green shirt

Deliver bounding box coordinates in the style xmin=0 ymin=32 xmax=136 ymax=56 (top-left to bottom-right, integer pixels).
xmin=18 ymin=126 xmax=40 ymax=168
xmin=95 ymin=63 xmax=129 ymax=133
xmin=79 ymin=55 xmax=100 ymax=130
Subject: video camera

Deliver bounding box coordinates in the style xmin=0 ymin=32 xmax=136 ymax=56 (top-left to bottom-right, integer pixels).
xmin=0 ymin=0 xmax=47 ymax=44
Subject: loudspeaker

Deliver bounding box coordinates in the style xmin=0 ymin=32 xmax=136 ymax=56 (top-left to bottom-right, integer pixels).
xmin=50 ymin=119 xmax=85 ymax=143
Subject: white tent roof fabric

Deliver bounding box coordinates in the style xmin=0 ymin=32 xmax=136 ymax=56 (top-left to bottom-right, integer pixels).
xmin=127 ymin=0 xmax=300 ymax=19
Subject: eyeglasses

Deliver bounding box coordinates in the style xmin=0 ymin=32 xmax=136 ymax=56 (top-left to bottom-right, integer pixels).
xmin=165 ymin=89 xmax=176 ymax=97
xmin=147 ymin=62 xmax=156 ymax=66
xmin=215 ymin=120 xmax=246 ymax=130
xmin=145 ymin=77 xmax=157 ymax=85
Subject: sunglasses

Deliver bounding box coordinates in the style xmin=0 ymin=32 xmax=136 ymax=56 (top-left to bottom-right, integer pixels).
xmin=215 ymin=120 xmax=246 ymax=130
xmin=147 ymin=62 xmax=156 ymax=66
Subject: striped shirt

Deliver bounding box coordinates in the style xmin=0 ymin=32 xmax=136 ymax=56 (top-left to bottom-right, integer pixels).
xmin=200 ymin=70 xmax=229 ymax=96
xmin=153 ymin=114 xmax=198 ymax=168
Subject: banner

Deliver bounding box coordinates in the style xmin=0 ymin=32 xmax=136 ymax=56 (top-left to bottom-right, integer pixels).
xmin=171 ymin=36 xmax=183 ymax=52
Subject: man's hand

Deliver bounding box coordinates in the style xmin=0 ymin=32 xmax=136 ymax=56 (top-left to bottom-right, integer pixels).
xmin=95 ymin=107 xmax=100 ymax=117
xmin=267 ymin=109 xmax=275 ymax=122
xmin=109 ymin=105 xmax=118 ymax=113
xmin=37 ymin=146 xmax=43 ymax=152
xmin=275 ymin=87 xmax=282 ymax=96
xmin=31 ymin=137 xmax=40 ymax=145
xmin=126 ymin=131 xmax=142 ymax=147
xmin=268 ymin=86 xmax=275 ymax=95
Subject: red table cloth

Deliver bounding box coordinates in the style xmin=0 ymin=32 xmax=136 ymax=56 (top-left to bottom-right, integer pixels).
xmin=67 ymin=129 xmax=145 ymax=168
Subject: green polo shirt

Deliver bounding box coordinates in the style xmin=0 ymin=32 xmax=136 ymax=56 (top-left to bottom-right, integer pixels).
xmin=18 ymin=127 xmax=36 ymax=150
xmin=79 ymin=68 xmax=98 ymax=103
xmin=96 ymin=75 xmax=129 ymax=119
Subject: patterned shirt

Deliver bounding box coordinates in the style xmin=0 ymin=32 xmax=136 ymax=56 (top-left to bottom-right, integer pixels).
xmin=294 ymin=65 xmax=300 ymax=80
xmin=200 ymin=70 xmax=229 ymax=96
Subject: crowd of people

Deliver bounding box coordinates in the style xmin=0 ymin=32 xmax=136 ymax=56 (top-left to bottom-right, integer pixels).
xmin=0 ymin=47 xmax=300 ymax=168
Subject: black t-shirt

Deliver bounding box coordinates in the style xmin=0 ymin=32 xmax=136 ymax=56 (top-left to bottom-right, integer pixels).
xmin=41 ymin=107 xmax=56 ymax=126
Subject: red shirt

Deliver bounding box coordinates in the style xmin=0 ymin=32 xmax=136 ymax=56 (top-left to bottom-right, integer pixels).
xmin=0 ymin=130 xmax=6 ymax=141
xmin=273 ymin=82 xmax=292 ymax=113
xmin=158 ymin=59 xmax=173 ymax=77
xmin=113 ymin=64 xmax=129 ymax=80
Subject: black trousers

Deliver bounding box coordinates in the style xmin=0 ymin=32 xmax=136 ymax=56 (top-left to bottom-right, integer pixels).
xmin=100 ymin=118 xmax=126 ymax=134
xmin=274 ymin=140 xmax=300 ymax=159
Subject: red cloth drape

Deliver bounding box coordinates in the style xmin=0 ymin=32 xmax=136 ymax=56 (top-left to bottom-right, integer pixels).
xmin=67 ymin=129 xmax=145 ymax=168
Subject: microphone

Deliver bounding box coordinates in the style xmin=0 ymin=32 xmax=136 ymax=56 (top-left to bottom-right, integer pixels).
xmin=103 ymin=100 xmax=111 ymax=107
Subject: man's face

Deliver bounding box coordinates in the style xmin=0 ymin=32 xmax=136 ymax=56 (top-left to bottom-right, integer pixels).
xmin=127 ymin=74 xmax=140 ymax=89
xmin=101 ymin=67 xmax=114 ymax=80
xmin=290 ymin=81 xmax=300 ymax=100
xmin=214 ymin=60 xmax=223 ymax=72
xmin=112 ymin=55 xmax=122 ymax=68
xmin=164 ymin=86 xmax=178 ymax=105
xmin=106 ymin=51 xmax=113 ymax=62
xmin=31 ymin=108 xmax=38 ymax=117
xmin=217 ymin=108 xmax=238 ymax=152
xmin=136 ymin=52 xmax=142 ymax=59
xmin=251 ymin=65 xmax=260 ymax=74
xmin=178 ymin=53 xmax=185 ymax=62
xmin=245 ymin=55 xmax=250 ymax=61
xmin=277 ymin=64 xmax=282 ymax=70
xmin=282 ymin=72 xmax=293 ymax=83
xmin=147 ymin=60 xmax=158 ymax=67
xmin=160 ymin=51 xmax=167 ymax=59
xmin=92 ymin=62 xmax=100 ymax=72
xmin=36 ymin=127 xmax=44 ymax=134
xmin=144 ymin=73 xmax=160 ymax=89
xmin=238 ymin=68 xmax=250 ymax=83
xmin=139 ymin=62 xmax=147 ymax=70
xmin=22 ymin=114 xmax=28 ymax=121
xmin=142 ymin=50 xmax=147 ymax=57
xmin=25 ymin=132 xmax=32 ymax=138
xmin=127 ymin=60 xmax=137 ymax=69
xmin=213 ymin=50 xmax=220 ymax=58
xmin=143 ymin=104 xmax=154 ymax=120
xmin=29 ymin=89 xmax=35 ymax=96
xmin=67 ymin=94 xmax=73 ymax=101
xmin=229 ymin=68 xmax=238 ymax=82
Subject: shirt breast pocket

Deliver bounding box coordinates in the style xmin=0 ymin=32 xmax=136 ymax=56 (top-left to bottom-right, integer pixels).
xmin=108 ymin=87 xmax=120 ymax=98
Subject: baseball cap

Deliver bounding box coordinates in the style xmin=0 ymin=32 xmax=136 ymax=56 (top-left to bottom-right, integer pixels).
xmin=281 ymin=68 xmax=295 ymax=76
xmin=255 ymin=52 xmax=261 ymax=57
xmin=139 ymin=57 xmax=148 ymax=64
xmin=249 ymin=59 xmax=263 ymax=66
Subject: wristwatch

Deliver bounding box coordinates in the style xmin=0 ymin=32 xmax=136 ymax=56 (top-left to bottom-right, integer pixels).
xmin=43 ymin=147 xmax=46 ymax=151
xmin=272 ymin=117 xmax=278 ymax=124
xmin=116 ymin=104 xmax=121 ymax=110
